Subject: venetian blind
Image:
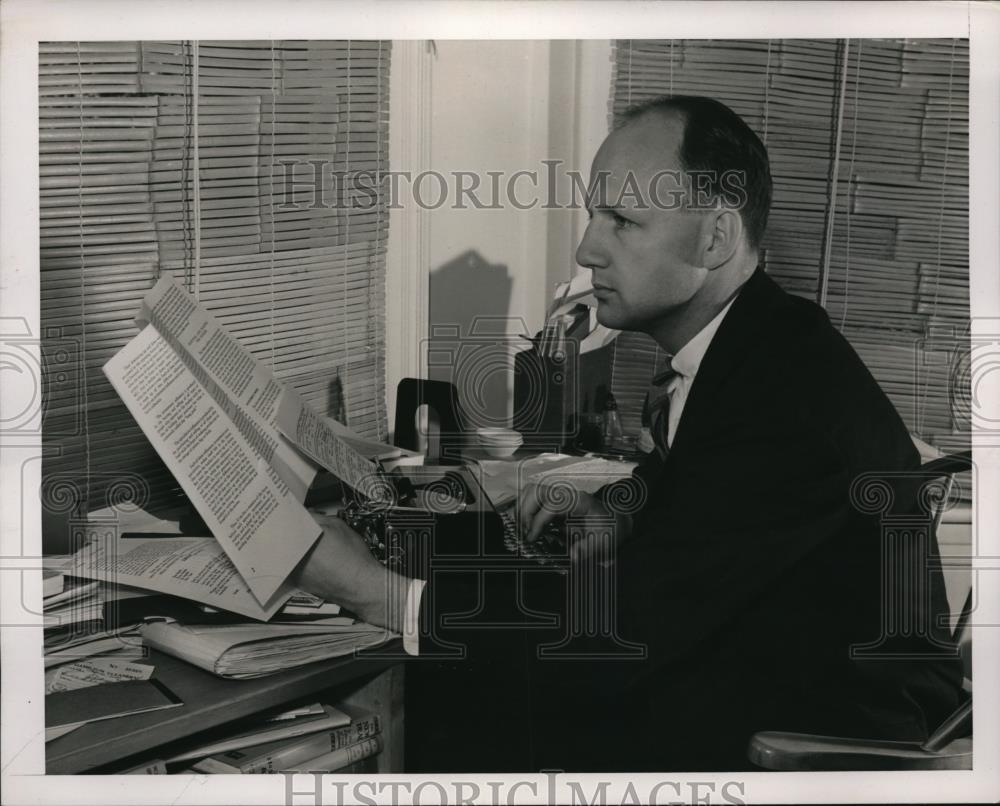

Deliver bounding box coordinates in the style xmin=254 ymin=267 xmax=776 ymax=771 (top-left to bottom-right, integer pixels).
xmin=609 ymin=39 xmax=969 ymax=450
xmin=40 ymin=40 xmax=391 ymax=513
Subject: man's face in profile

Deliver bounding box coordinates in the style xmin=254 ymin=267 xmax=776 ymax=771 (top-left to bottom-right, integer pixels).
xmin=576 ymin=112 xmax=710 ymax=335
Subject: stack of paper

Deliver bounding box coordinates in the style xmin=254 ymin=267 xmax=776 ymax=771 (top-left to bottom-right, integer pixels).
xmin=167 ymin=703 xmax=349 ymax=764
xmin=44 ymin=625 xmax=145 ymax=669
xmin=70 ymin=534 xmax=294 ymax=622
xmin=41 ymin=276 xmax=399 ymax=694
xmin=190 ymin=704 xmax=381 ymax=774
xmin=43 ymin=578 xmax=103 ymax=630
xmin=141 ymin=619 xmax=395 ymax=679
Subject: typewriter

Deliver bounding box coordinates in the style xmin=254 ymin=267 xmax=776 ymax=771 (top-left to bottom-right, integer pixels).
xmin=336 ymin=464 xmax=568 ymax=573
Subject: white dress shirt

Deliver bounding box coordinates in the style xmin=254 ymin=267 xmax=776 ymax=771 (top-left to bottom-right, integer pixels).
xmin=662 ymin=296 xmax=737 ymax=448
xmin=402 ymin=295 xmax=740 ymax=654
xmin=402 ymin=578 xmax=426 ymax=654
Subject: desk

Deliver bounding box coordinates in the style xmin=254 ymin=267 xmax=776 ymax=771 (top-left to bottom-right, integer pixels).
xmin=46 ymin=642 xmax=405 ymax=774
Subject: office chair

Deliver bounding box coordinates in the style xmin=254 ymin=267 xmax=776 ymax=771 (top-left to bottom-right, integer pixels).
xmin=748 ymin=451 xmax=974 ymax=771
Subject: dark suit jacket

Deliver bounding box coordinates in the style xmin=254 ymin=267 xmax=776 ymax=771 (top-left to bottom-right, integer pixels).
xmin=413 ymin=268 xmax=962 ymax=772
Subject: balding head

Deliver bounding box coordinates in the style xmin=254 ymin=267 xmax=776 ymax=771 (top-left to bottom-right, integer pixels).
xmin=575 ymin=97 xmax=766 ymax=353
xmin=618 ymin=96 xmax=773 ymax=251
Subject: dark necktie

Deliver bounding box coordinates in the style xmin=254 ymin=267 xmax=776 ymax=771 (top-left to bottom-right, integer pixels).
xmin=646 ymin=364 xmax=678 ymax=459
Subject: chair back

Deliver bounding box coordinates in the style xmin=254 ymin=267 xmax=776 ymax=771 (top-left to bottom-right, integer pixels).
xmin=922 ymin=450 xmax=973 ymax=676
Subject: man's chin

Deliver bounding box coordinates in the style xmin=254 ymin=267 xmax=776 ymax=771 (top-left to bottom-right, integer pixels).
xmin=595 ymin=305 xmax=627 ymax=331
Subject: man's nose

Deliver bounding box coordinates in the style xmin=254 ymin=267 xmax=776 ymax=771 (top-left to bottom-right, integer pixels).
xmin=575 ymin=219 xmax=607 ymax=270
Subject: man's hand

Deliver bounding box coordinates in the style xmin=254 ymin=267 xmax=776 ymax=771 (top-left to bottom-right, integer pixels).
xmin=292 ymin=512 xmax=409 ymax=634
xmin=518 ymin=482 xmax=637 ymax=563
xmin=517 ymin=481 xmax=601 ymax=542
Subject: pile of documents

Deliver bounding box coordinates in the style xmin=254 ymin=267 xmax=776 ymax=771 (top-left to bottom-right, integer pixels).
xmin=42 ymin=274 xmax=399 ymax=704
xmin=45 ymin=624 xmax=144 ymax=670
xmin=141 ymin=619 xmax=392 ymax=679
xmin=42 ymin=554 xmax=146 ymax=678
xmin=130 ymin=702 xmax=384 ymax=774
xmin=43 ymin=570 xmax=102 ymax=632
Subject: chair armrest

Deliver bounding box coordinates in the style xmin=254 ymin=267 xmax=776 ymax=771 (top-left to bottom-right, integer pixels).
xmin=748 ymin=731 xmax=972 ymax=770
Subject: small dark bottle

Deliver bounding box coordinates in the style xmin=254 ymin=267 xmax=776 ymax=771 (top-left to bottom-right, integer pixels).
xmin=602 ymin=392 xmax=623 ymax=448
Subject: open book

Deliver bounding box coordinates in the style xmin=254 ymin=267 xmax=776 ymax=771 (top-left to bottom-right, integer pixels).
xmin=102 ymin=274 xmax=391 ymax=612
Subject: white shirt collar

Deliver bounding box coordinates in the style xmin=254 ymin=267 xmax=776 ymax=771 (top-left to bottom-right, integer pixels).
xmin=670 ymin=295 xmax=738 ymax=380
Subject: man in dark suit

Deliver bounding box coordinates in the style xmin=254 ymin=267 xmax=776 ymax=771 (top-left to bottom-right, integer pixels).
xmin=295 ymin=96 xmax=962 ymax=771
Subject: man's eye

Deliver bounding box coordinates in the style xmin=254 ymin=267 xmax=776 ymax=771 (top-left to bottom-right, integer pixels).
xmin=612 ymin=212 xmax=633 ymax=229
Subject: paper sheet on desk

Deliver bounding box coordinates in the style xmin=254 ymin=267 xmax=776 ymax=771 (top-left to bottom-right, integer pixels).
xmin=524 ymin=455 xmax=637 ymax=494
xmin=474 ymin=453 xmax=637 ymax=506
xmin=44 ymin=626 xmax=145 ymax=669
xmin=70 ymin=535 xmax=293 ymax=620
xmin=473 ymin=454 xmax=568 ymax=506
xmin=45 ymin=658 xmax=154 ymax=694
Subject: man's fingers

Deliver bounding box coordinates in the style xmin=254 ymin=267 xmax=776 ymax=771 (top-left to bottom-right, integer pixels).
xmin=518 ymin=485 xmax=604 ymax=542
xmin=517 ymin=482 xmax=541 ymax=534
xmin=525 ymin=506 xmax=558 ymax=543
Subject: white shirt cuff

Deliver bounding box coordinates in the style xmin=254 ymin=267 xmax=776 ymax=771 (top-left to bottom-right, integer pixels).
xmin=402 ymin=578 xmax=426 ymax=656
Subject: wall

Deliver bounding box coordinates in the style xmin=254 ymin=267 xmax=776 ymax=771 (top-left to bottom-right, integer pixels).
xmin=425 ymin=40 xmax=551 ymax=428
xmin=386 ymin=40 xmax=612 ymax=433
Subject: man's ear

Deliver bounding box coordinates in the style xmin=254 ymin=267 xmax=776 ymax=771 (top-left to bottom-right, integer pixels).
xmin=702 ymin=208 xmax=742 ymax=270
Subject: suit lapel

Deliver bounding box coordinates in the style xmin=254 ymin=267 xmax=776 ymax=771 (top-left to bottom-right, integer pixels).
xmin=665 ymin=268 xmax=788 ymax=462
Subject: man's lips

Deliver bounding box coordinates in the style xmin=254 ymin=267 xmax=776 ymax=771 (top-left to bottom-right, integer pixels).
xmin=591 ymin=284 xmax=614 ymax=297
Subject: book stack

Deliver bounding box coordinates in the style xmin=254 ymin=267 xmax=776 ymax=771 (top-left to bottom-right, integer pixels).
xmin=43 ymin=571 xmax=103 ymax=633
xmin=41 ymin=557 xmax=148 ymax=670
xmin=154 ymin=703 xmax=383 ymax=774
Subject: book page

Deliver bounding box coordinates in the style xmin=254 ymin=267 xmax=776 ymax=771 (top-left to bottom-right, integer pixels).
xmin=323 ymin=415 xmax=413 ymax=461
xmin=275 ymin=389 xmax=387 ymax=501
xmin=138 ymin=274 xmax=317 ymax=502
xmin=103 ymin=324 xmax=320 ymax=605
xmin=71 ymin=534 xmax=293 ymax=620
